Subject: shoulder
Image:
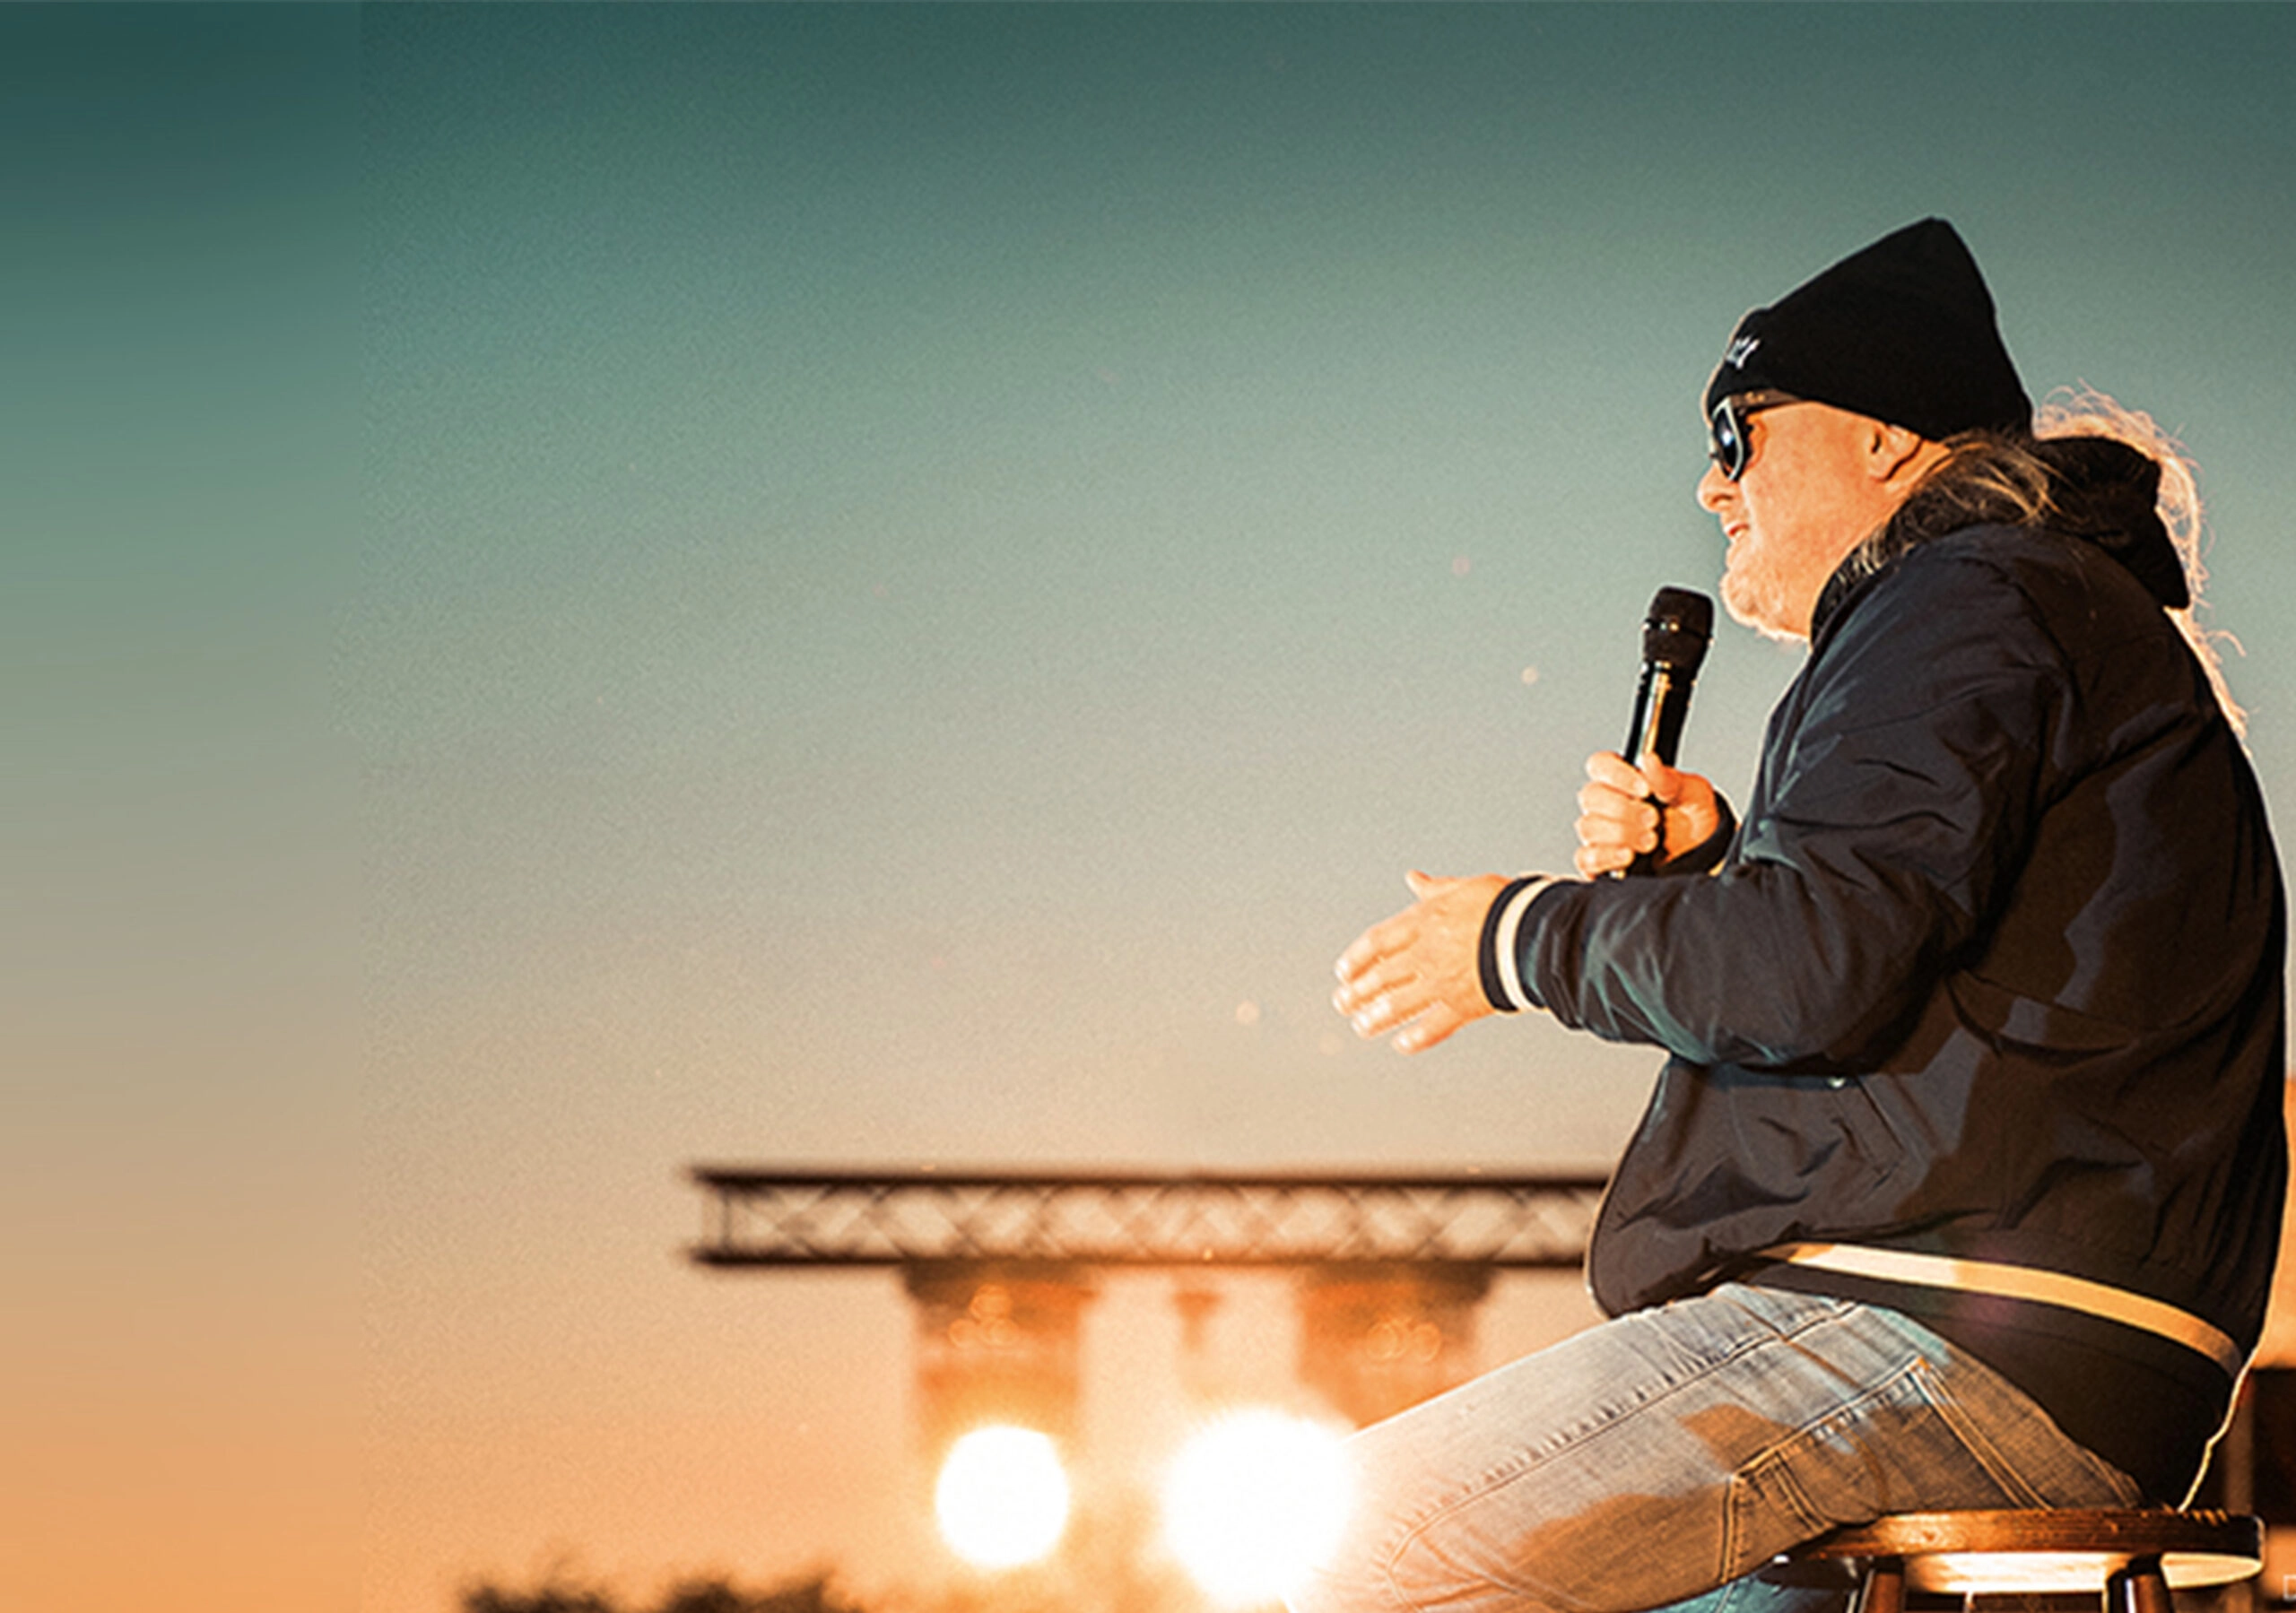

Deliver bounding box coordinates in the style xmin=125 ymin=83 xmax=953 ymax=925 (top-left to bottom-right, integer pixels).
xmin=1819 ymin=525 xmax=2169 ymax=671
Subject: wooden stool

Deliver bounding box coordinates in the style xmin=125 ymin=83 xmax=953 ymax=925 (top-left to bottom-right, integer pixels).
xmin=1793 ymin=1509 xmax=2263 ymax=1613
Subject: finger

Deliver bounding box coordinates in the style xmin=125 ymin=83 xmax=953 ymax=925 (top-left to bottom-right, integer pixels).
xmin=1574 ymin=842 xmax=1633 ymax=879
xmin=1348 ymin=993 xmax=1397 ymax=1038
xmin=1394 ymin=1000 xmax=1464 ymax=1054
xmin=1333 ymin=957 xmax=1415 ymax=1016
xmin=1576 ymin=778 xmax=1637 ymax=817
xmin=1585 ymin=750 xmax=1649 ymax=797
xmin=1335 ymin=916 xmax=1411 ymax=984
xmin=1404 ymin=868 xmax=1457 ymax=900
xmin=1634 ymin=752 xmax=1687 ymax=806
xmin=1579 ymin=789 xmax=1653 ymax=839
xmin=1346 ymin=977 xmax=1424 ymax=1039
xmin=1576 ymin=800 xmax=1659 ymax=854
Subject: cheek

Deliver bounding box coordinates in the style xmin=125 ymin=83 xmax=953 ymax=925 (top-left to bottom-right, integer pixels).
xmin=1740 ymin=479 xmax=1818 ymax=566
xmin=1741 ymin=471 xmax=1793 ymax=529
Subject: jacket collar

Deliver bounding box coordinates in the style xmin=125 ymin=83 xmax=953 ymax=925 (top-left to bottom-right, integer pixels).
xmin=1808 ymin=434 xmax=2184 ymax=643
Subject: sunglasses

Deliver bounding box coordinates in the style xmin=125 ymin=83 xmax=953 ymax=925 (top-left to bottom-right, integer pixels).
xmin=1707 ymin=391 xmax=1802 ymax=481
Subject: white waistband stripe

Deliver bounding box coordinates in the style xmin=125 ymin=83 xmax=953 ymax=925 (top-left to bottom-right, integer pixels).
xmin=1762 ymin=1241 xmax=2244 ymax=1378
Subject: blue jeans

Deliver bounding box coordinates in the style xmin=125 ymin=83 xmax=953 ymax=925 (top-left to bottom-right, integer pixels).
xmin=1288 ymin=1284 xmax=2142 ymax=1613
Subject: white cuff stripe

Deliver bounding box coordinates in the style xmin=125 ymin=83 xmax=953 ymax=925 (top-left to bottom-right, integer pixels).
xmin=1492 ymin=877 xmax=1547 ymax=1012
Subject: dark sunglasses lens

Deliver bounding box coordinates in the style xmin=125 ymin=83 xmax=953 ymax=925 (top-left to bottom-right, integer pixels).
xmin=1709 ymin=403 xmax=1745 ymax=478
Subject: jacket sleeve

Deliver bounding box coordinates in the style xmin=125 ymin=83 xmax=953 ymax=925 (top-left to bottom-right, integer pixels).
xmin=1513 ymin=551 xmax=2071 ymax=1071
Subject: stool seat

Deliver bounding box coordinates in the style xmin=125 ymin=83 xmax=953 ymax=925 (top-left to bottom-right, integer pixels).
xmin=1794 ymin=1508 xmax=2261 ymax=1613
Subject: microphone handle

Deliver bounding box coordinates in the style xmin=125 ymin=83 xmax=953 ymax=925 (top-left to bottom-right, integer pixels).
xmin=1624 ymin=664 xmax=1692 ymax=770
xmin=1622 ymin=665 xmax=1693 ymax=876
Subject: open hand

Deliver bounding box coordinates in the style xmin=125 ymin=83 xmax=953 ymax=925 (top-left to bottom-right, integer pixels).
xmin=1332 ymin=871 xmax=1509 ymax=1053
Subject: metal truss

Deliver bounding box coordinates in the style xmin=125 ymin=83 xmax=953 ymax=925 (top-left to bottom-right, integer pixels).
xmin=687 ymin=1166 xmax=1609 ymax=1274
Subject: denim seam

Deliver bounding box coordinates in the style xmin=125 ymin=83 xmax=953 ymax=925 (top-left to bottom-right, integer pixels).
xmin=1376 ymin=1294 xmax=1855 ymax=1608
xmin=1901 ymin=1354 xmax=2052 ymax=1512
xmin=1722 ymin=1354 xmax=1927 ymax=1579
xmin=1911 ymin=1351 xmax=2142 ymax=1509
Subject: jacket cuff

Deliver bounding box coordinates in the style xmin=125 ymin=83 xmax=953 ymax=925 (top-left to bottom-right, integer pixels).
xmin=1477 ymin=876 xmax=1552 ymax=1012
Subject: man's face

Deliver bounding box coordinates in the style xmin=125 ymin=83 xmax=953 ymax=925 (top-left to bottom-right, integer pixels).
xmin=1697 ymin=400 xmax=1909 ymax=642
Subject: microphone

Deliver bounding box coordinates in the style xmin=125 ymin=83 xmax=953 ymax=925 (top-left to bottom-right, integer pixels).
xmin=1621 ymin=586 xmax=1714 ymax=876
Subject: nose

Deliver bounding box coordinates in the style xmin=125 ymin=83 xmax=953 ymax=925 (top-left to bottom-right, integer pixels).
xmin=1697 ymin=460 xmax=1734 ymax=514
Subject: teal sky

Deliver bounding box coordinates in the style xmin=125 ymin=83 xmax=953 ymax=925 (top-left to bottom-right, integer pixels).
xmin=13 ymin=7 xmax=2296 ymax=1611
xmin=357 ymin=2 xmax=2296 ymax=1174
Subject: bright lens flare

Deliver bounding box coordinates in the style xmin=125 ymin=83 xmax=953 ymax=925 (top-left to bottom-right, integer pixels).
xmin=1162 ymin=1409 xmax=1354 ymax=1606
xmin=934 ymin=1425 xmax=1072 ymax=1569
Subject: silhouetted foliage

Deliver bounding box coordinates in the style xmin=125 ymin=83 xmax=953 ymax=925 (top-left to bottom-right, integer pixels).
xmin=658 ymin=1574 xmax=867 ymax=1613
xmin=461 ymin=1571 xmax=867 ymax=1613
xmin=462 ymin=1582 xmax=619 ymax=1613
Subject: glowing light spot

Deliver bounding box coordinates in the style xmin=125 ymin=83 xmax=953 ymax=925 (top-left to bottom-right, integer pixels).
xmin=935 ymin=1426 xmax=1071 ymax=1569
xmin=1521 ymin=664 xmax=1541 ymax=685
xmin=1162 ymin=1409 xmax=1353 ymax=1605
xmin=1235 ymin=1000 xmax=1262 ymax=1027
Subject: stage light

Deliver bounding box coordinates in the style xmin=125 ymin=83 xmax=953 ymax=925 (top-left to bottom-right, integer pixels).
xmin=933 ymin=1424 xmax=1071 ymax=1569
xmin=1161 ymin=1409 xmax=1353 ymax=1606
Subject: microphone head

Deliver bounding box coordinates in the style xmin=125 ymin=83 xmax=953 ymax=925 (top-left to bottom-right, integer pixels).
xmin=1641 ymin=586 xmax=1714 ymax=673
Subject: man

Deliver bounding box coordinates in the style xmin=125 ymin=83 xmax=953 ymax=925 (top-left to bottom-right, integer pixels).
xmin=1303 ymin=220 xmax=2286 ymax=1613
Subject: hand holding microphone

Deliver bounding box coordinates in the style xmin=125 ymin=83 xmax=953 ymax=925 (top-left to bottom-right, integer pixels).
xmin=1335 ymin=587 xmax=1726 ymax=1054
xmin=1575 ymin=587 xmax=1724 ymax=879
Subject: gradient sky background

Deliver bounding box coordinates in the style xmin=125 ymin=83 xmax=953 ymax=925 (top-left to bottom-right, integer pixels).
xmin=11 ymin=6 xmax=2296 ymax=1613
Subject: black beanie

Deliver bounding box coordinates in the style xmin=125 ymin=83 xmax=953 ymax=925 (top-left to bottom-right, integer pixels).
xmin=1703 ymin=218 xmax=2031 ymax=441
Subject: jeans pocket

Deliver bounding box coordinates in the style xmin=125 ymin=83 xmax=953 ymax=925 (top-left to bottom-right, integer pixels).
xmin=1901 ymin=1355 xmax=2054 ymax=1511
xmin=1908 ymin=1349 xmax=2144 ymax=1508
xmin=1716 ymin=1348 xmax=2098 ymax=1581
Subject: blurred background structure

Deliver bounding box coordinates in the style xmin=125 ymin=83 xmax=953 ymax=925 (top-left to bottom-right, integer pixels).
xmin=689 ymin=1167 xmax=1603 ymax=1599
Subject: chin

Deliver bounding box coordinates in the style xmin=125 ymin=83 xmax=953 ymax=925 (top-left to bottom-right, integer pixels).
xmin=1721 ymin=573 xmax=1808 ymax=645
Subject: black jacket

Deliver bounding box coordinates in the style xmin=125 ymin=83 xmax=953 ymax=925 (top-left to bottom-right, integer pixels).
xmin=1498 ymin=456 xmax=2285 ymax=1501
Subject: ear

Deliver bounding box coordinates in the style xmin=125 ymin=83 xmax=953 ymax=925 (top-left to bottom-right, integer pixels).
xmin=1866 ymin=421 xmax=1934 ymax=486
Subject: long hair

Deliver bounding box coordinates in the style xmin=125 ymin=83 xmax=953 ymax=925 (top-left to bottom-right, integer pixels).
xmin=1844 ymin=387 xmax=2242 ymax=733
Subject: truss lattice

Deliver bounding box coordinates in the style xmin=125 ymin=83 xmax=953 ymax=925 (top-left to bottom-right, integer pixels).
xmin=688 ymin=1167 xmax=1607 ymax=1273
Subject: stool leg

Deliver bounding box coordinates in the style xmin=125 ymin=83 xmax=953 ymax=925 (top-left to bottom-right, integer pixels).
xmin=1853 ymin=1559 xmax=1906 ymax=1613
xmin=2105 ymin=1557 xmax=2173 ymax=1613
